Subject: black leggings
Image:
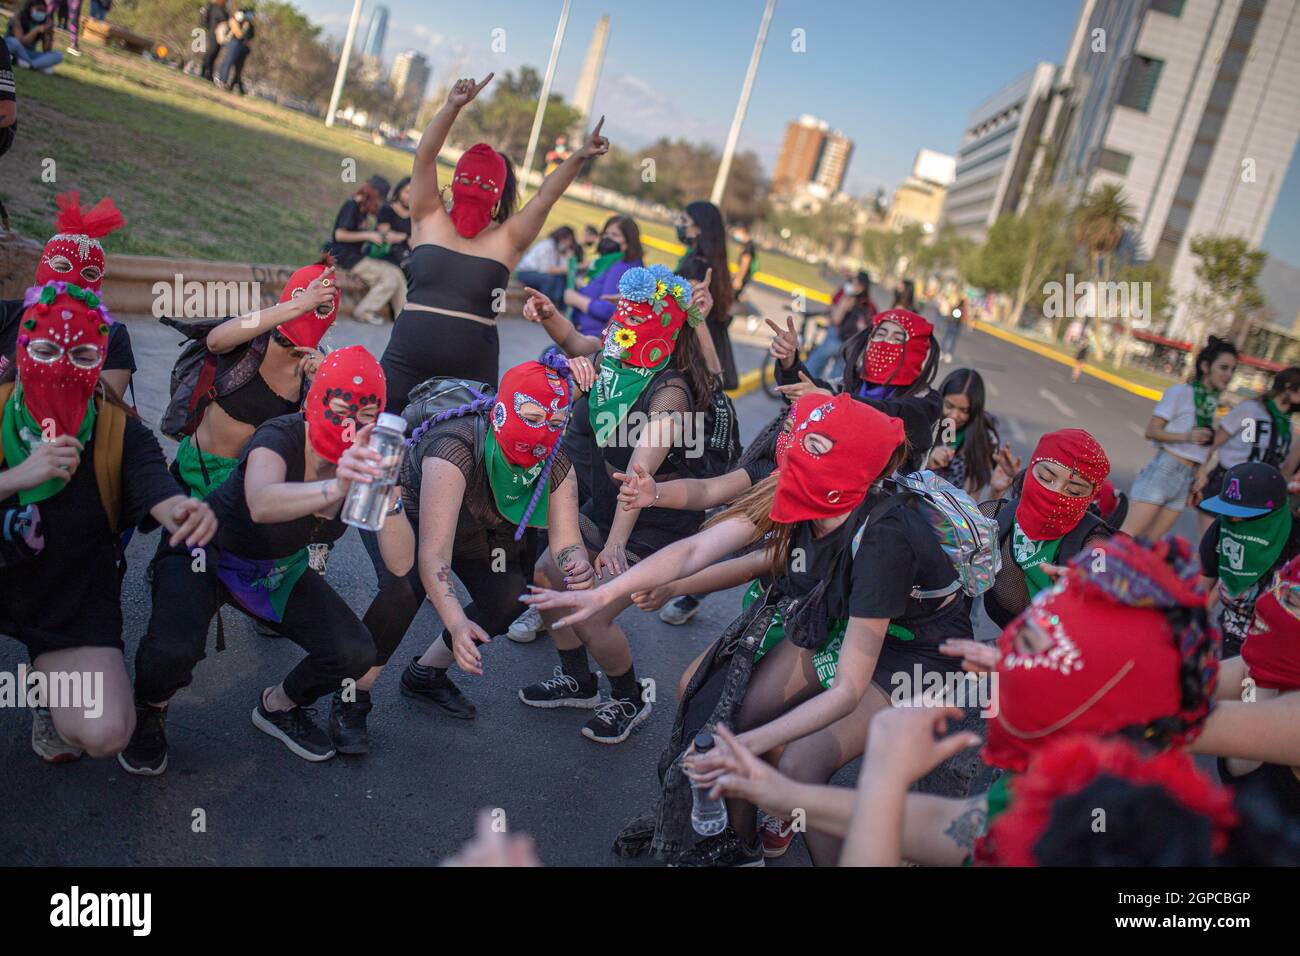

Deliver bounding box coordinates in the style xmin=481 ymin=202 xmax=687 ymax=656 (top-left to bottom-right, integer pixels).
xmin=380 ymin=310 xmax=500 ymax=415
xmin=134 ymin=543 xmax=375 ymax=706
xmin=363 ymin=546 xmax=528 ymax=667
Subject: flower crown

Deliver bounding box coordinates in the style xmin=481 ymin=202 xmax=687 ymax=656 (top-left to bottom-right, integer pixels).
xmin=617 ymin=265 xmax=705 ymax=327
xmin=22 ymin=281 xmax=114 ymax=328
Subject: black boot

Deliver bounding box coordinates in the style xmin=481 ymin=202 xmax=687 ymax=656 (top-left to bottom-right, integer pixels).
xmin=328 ymin=688 xmax=373 ymax=755
xmin=400 ymin=658 xmax=476 ymax=720
xmin=118 ymin=702 xmax=168 ymax=776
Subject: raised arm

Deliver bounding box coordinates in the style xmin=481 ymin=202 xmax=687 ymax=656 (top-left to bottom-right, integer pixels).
xmin=502 ymin=118 xmax=609 ymax=254
xmin=205 ymin=268 xmax=336 ymax=354
xmin=521 ymin=285 xmax=602 ymax=356
xmin=409 ymin=73 xmax=494 ymax=221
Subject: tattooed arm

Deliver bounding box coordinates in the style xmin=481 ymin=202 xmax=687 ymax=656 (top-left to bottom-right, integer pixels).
xmin=544 ymin=471 xmax=594 ymax=590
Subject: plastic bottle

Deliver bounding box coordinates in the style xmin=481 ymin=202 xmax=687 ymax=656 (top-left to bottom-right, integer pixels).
xmin=689 ymin=731 xmax=729 ymax=837
xmin=342 ymin=412 xmax=406 ymax=531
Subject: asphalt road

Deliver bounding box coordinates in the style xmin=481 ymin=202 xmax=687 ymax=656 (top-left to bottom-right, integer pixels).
xmin=0 ymin=289 xmax=1177 ymax=866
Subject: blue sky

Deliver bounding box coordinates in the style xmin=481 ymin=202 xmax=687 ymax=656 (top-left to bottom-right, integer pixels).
xmin=299 ymin=0 xmax=1300 ymax=266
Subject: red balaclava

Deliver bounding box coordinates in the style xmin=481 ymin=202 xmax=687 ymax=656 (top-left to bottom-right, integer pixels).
xmin=491 ymin=360 xmax=572 ymax=468
xmin=604 ymin=280 xmax=693 ymax=369
xmin=1017 ymin=428 xmax=1110 ymax=541
xmin=449 ymin=144 xmax=507 ymax=239
xmin=16 ymin=283 xmax=110 ymax=437
xmin=1243 ymin=554 xmax=1300 ymax=692
xmin=770 ymin=393 xmax=905 ymax=523
xmin=862 ymin=308 xmax=933 ymax=387
xmin=277 ymin=259 xmax=340 ymax=350
xmin=304 ymin=346 xmax=386 ymax=464
xmin=35 ymin=192 xmax=127 ymax=293
xmin=977 ymin=736 xmax=1239 ymax=866
xmin=984 ymin=536 xmax=1217 ymax=773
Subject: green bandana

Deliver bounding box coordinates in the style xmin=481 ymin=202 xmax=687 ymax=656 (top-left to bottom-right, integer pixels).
xmin=175 ymin=434 xmax=240 ymax=500
xmin=483 ymin=429 xmax=549 ymax=529
xmin=1191 ymin=380 xmax=1220 ymax=431
xmin=949 ymin=428 xmax=966 ymax=451
xmin=1 ymin=387 xmax=95 ymax=505
xmin=1265 ymin=397 xmax=1291 ymax=444
xmin=1011 ymin=519 xmax=1063 ymax=599
xmin=587 ymin=356 xmax=664 ymax=447
xmin=1218 ymin=505 xmax=1293 ymax=598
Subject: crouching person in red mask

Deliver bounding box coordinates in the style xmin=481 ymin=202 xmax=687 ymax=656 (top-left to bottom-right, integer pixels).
xmin=526 ymin=395 xmax=975 ymax=866
xmin=355 ymin=353 xmax=591 ymax=735
xmin=980 ymin=428 xmax=1112 ymax=630
xmin=0 ymin=283 xmax=216 ymax=762
xmin=121 ymin=347 xmax=412 ymax=771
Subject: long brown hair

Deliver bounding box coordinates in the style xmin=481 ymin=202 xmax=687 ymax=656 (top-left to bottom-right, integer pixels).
xmin=704 ymin=439 xmax=910 ymax=571
xmin=602 ymin=214 xmax=643 ymax=263
xmin=672 ymin=321 xmax=715 ymax=410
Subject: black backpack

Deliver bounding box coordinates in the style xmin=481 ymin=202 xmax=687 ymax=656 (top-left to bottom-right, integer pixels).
xmin=158 ymin=317 xmax=269 ymax=441
xmin=400 ymin=376 xmax=497 ymax=479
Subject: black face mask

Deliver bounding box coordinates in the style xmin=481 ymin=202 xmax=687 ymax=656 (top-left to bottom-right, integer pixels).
xmin=596 ymin=237 xmax=622 ymax=256
xmin=675 ymin=224 xmax=692 ymax=245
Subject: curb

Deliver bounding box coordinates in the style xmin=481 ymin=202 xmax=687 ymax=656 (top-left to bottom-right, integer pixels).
xmin=726 ymin=366 xmax=764 ymax=400
xmin=972 ymin=320 xmax=1164 ymax=402
xmin=639 ymin=235 xmax=834 ymax=305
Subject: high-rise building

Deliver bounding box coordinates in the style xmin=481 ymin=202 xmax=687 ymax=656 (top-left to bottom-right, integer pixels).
xmin=570 ymin=14 xmax=610 ymax=143
xmin=940 ymin=61 xmax=1059 ymax=243
xmin=363 ymin=5 xmax=389 ymax=60
xmin=814 ymin=132 xmax=854 ymax=195
xmin=1047 ymin=0 xmax=1300 ymax=336
xmin=773 ymin=116 xmax=828 ymax=195
xmin=773 ymin=115 xmax=855 ymax=197
xmin=391 ymin=50 xmax=431 ymax=115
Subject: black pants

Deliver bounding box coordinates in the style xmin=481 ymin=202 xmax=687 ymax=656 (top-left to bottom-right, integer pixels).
xmin=134 ymin=543 xmax=375 ymax=706
xmin=362 ymin=531 xmax=528 ymax=667
xmin=200 ymin=39 xmax=223 ymax=80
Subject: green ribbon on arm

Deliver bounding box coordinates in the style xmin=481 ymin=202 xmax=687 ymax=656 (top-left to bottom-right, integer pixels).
xmin=1 ymin=387 xmax=95 ymax=505
xmin=1011 ymin=518 xmax=1063 ymax=599
xmin=1218 ymin=505 xmax=1292 ymax=598
xmin=483 ymin=428 xmax=549 ymax=529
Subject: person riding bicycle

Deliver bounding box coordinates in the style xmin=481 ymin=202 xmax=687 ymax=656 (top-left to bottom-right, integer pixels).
xmin=804 ymin=271 xmax=875 ymax=382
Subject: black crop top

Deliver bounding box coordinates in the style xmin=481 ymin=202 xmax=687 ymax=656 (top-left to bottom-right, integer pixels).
xmin=213 ymin=338 xmax=303 ymax=426
xmin=405 ymin=244 xmax=510 ymax=320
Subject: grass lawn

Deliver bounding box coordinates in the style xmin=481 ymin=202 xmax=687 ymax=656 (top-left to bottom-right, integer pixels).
xmin=1 ymin=28 xmax=832 ymax=294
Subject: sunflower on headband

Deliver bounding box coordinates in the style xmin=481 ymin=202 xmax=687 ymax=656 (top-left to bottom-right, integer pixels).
xmin=613 ymin=327 xmax=637 ymax=349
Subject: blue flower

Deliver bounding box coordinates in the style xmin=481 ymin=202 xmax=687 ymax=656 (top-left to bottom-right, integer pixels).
xmin=617 ymin=266 xmax=657 ymax=302
xmin=647 ymin=263 xmax=675 ymax=284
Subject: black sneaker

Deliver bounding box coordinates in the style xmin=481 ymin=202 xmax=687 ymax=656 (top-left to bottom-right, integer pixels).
xmin=400 ymin=658 xmax=476 ymax=720
xmin=659 ymin=595 xmax=701 ymax=626
xmin=518 ymin=665 xmax=601 ymax=709
xmin=671 ymin=827 xmax=765 ymax=867
xmin=118 ymin=703 xmax=168 ymax=776
xmin=328 ymin=688 xmax=372 ymax=755
xmin=251 ymin=699 xmax=335 ymax=761
xmin=581 ymin=681 xmax=652 ymax=744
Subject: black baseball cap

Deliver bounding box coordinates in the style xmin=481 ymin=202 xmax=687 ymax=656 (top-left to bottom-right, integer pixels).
xmin=1199 ymin=462 xmax=1288 ymax=519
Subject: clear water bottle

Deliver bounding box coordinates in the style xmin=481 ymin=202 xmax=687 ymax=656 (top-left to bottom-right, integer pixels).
xmin=689 ymin=731 xmax=728 ymax=837
xmin=342 ymin=412 xmax=406 ymax=531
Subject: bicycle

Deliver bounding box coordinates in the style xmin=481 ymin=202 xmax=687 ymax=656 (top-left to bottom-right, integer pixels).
xmin=761 ymin=304 xmax=833 ymax=400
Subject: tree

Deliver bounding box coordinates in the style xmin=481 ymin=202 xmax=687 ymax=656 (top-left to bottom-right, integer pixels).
xmin=963 ymin=197 xmax=1072 ymax=327
xmin=1187 ymin=235 xmax=1268 ymax=346
xmin=456 ymin=67 xmax=581 ymax=169
xmin=1072 ymin=183 xmax=1138 ymax=361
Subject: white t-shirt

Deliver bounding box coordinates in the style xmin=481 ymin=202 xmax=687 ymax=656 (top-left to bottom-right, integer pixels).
xmin=1151 ymin=382 xmax=1213 ymax=463
xmin=1218 ymin=397 xmax=1294 ymax=470
xmin=518 ymin=238 xmax=562 ymax=274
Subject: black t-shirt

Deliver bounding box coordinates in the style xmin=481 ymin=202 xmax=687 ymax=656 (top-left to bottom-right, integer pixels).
xmin=207 ymin=414 xmax=348 ymax=559
xmin=202 ymin=3 xmax=228 ymax=34
xmin=849 ymin=502 xmax=959 ymax=628
xmin=742 ymin=454 xmax=775 ymax=487
xmin=0 ymin=415 xmax=181 ymax=647
xmin=0 ymin=300 xmax=136 ymax=374
xmin=737 ymin=240 xmax=757 ymax=290
xmin=326 ymin=198 xmax=368 ymax=269
xmin=0 ymin=38 xmax=14 ymax=102
xmin=1199 ymin=517 xmax=1300 ymax=646
xmin=377 ymin=204 xmax=411 ymax=267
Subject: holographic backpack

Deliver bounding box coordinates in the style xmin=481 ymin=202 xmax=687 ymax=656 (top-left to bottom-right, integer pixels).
xmin=853 ymin=469 xmax=1001 ymax=599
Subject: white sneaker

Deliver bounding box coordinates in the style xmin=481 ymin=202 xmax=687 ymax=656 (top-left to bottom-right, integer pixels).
xmin=31 ymin=707 xmax=84 ymax=763
xmin=659 ymin=595 xmax=701 ymax=626
xmin=507 ymin=606 xmax=545 ymax=643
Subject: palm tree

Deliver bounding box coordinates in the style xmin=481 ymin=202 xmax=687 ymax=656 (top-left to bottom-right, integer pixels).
xmin=1072 ymin=184 xmax=1137 ymax=362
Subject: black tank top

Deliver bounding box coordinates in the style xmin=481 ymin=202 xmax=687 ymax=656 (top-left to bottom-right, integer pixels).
xmin=216 ymin=370 xmax=302 ymax=425
xmin=404 ymin=244 xmax=510 ymax=320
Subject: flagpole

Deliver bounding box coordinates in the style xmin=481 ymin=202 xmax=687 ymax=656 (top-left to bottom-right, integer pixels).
xmin=325 ymin=0 xmax=366 ymax=128
xmin=711 ymin=0 xmax=776 ymax=206
xmin=520 ymin=0 xmax=573 ymax=197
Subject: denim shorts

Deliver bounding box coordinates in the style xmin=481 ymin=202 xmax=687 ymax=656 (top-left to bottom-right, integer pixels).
xmin=1129 ymin=448 xmax=1196 ymax=510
